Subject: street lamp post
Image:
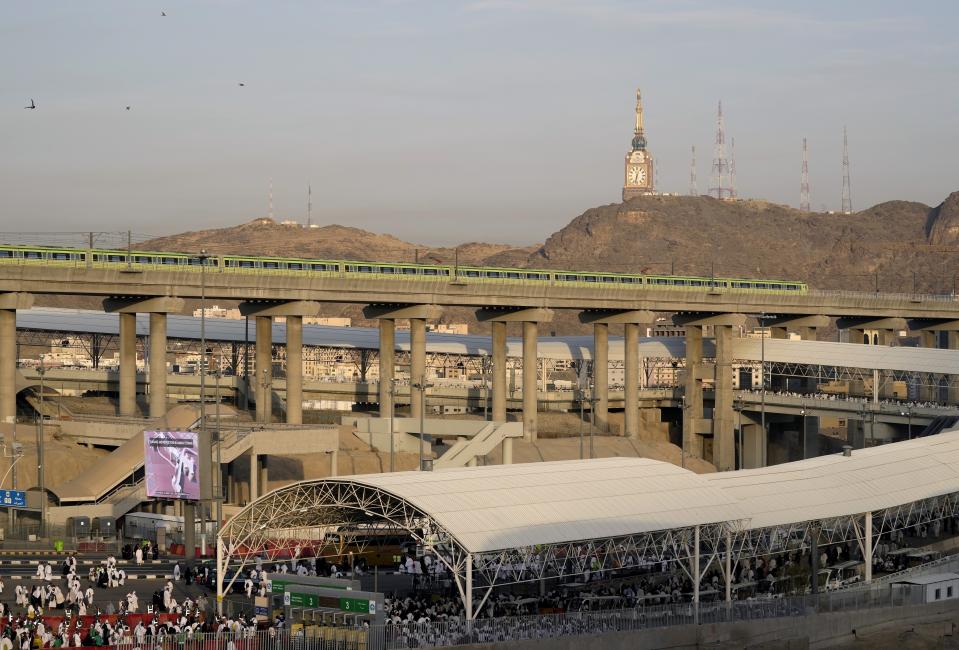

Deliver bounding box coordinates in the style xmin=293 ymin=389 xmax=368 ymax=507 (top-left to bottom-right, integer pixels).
xmin=36 ymin=364 xmax=46 ymax=538
xmin=734 ymin=394 xmax=744 ymax=470
xmin=411 ymin=378 xmax=434 ymax=471
xmin=214 ymin=363 xmax=222 ymax=529
xmin=759 ymin=312 xmax=767 ymax=467
xmin=578 ymin=383 xmax=585 ymax=460
xmin=198 ymin=249 xmax=209 ymax=555
xmin=679 ymin=394 xmax=687 ymax=469
xmin=800 ymin=405 xmax=806 ymax=461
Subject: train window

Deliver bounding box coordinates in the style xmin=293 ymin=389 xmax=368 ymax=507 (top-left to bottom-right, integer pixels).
xmin=438 ymin=268 xmax=451 ymax=275
xmin=25 ymin=251 xmax=42 ymax=259
xmin=160 ymin=257 xmax=180 ymax=265
xmin=133 ymin=256 xmax=152 ymax=264
xmin=486 ymin=271 xmax=501 ymax=278
xmin=357 ymin=265 xmax=373 ymax=273
xmin=584 ymin=276 xmax=597 ymax=282
xmin=770 ymin=284 xmax=782 ymax=290
xmin=288 ymin=263 xmax=303 ymax=270
xmin=463 ymin=270 xmax=480 ymax=277
xmin=108 ymin=255 xmax=126 ymax=263
xmin=262 ymin=261 xmax=279 ymax=269
xmin=601 ymin=277 xmax=615 ymax=283
xmin=239 ymin=260 xmax=254 ymax=268
xmin=379 ymin=267 xmax=394 ymax=274
xmin=423 ymin=268 xmax=439 ymax=276
xmin=51 ymin=252 xmax=72 ymax=261
xmin=0 ymin=250 xmax=13 ymax=258
xmin=403 ymin=267 xmax=418 ymax=275
xmin=653 ymin=278 xmax=668 ymax=285
xmin=527 ymin=273 xmax=546 ymax=280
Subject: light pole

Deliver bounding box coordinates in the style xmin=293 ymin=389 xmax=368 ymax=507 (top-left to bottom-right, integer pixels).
xmin=214 ymin=363 xmax=222 ymax=529
xmin=36 ymin=364 xmax=46 ymax=537
xmin=759 ymin=312 xmax=767 ymax=467
xmin=578 ymin=382 xmax=585 ymax=460
xmin=198 ymin=249 xmax=210 ymax=550
xmin=901 ymin=407 xmax=913 ymax=440
xmin=734 ymin=394 xmax=744 ymax=470
xmin=411 ymin=378 xmax=433 ymax=471
xmin=387 ymin=379 xmax=395 ymax=472
xmin=800 ymin=405 xmax=806 ymax=461
xmin=679 ymin=394 xmax=687 ymax=469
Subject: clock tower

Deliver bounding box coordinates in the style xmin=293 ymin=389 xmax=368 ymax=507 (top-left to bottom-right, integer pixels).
xmin=622 ymin=87 xmax=655 ymax=200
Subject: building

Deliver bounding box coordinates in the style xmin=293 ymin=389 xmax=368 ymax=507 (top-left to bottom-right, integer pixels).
xmin=622 ymin=88 xmax=655 ymax=200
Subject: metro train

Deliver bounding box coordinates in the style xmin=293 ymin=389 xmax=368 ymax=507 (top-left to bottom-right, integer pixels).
xmin=0 ymin=244 xmax=808 ymax=294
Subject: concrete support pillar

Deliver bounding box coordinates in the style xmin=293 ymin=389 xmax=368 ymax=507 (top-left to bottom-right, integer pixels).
xmin=0 ymin=309 xmax=16 ymax=424
xmin=249 ymin=452 xmax=258 ymax=502
xmin=502 ymin=437 xmax=513 ymax=465
xmin=286 ymin=315 xmax=303 ymax=425
xmin=149 ymin=313 xmax=168 ymax=418
xmin=713 ymin=325 xmax=735 ymax=471
xmin=183 ymin=502 xmax=196 ymax=562
xmin=683 ymin=325 xmax=704 ymax=460
xmin=769 ymin=326 xmax=788 ymax=340
xmin=491 ymin=321 xmax=507 ymax=422
xmin=795 ymin=326 xmax=819 ymax=341
xmin=119 ymin=312 xmax=138 ymax=417
xmin=624 ymin=323 xmax=639 ymax=438
xmin=227 ymin=465 xmax=236 ymax=505
xmin=410 ymin=318 xmax=426 ymax=422
xmin=949 ymin=332 xmax=959 ymax=405
xmin=592 ymin=323 xmax=609 ymax=433
xmin=848 ymin=328 xmax=867 ymax=344
xmin=255 ymin=316 xmax=273 ymax=424
xmin=378 ymin=319 xmax=395 ymax=419
xmin=864 ymin=512 xmax=873 ymax=584
xmin=522 ymin=321 xmax=538 ymax=441
xmin=259 ymin=455 xmax=269 ymax=493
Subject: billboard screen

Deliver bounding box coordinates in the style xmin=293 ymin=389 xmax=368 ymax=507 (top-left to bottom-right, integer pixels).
xmin=144 ymin=431 xmax=200 ymax=500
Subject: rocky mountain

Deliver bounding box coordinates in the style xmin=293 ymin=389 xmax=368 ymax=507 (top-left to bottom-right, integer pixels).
xmin=531 ymin=193 xmax=959 ymax=295
xmin=141 ymin=219 xmax=538 ymax=267
xmin=40 ymin=190 xmax=952 ymax=332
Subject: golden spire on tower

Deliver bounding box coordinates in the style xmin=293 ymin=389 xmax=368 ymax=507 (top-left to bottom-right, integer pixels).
xmin=634 ymin=87 xmax=644 ymax=134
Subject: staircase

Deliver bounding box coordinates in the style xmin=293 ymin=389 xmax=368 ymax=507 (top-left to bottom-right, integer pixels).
xmin=434 ymin=422 xmax=523 ymax=469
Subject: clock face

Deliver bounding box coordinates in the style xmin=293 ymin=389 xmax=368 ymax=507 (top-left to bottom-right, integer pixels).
xmin=627 ymin=165 xmax=648 ymax=186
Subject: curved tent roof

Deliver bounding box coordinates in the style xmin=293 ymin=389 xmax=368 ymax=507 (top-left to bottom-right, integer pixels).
xmin=704 ymin=428 xmax=959 ymax=530
xmin=332 ymin=457 xmax=746 ymax=553
xmin=223 ymin=427 xmax=959 ymax=559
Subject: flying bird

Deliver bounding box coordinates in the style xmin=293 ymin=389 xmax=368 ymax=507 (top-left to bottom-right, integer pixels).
xmin=238 ymin=82 xmax=245 ymax=87
xmin=126 ymin=106 xmax=131 ymax=111
xmin=24 ymin=99 xmax=35 ymax=110
xmin=161 ymin=11 xmax=166 ymax=16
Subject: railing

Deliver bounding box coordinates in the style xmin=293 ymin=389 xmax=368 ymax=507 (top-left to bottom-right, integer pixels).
xmin=86 ymin=587 xmax=923 ymax=650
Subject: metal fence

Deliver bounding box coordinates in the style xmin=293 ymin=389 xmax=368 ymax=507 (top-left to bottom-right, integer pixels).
xmin=102 ymin=588 xmax=923 ymax=650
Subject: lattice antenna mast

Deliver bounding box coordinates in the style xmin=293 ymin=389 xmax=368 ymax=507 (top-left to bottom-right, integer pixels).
xmin=307 ymin=184 xmax=312 ymax=228
xmin=841 ymin=126 xmax=852 ymax=214
xmin=689 ymin=145 xmax=698 ymax=196
xmin=729 ymin=136 xmax=737 ymax=199
xmin=268 ymin=177 xmax=274 ymax=220
xmin=709 ymin=101 xmax=729 ymax=199
xmin=800 ymin=138 xmax=810 ymax=212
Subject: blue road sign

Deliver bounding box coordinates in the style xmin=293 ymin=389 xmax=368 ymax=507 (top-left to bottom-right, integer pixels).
xmin=0 ymin=489 xmax=27 ymax=508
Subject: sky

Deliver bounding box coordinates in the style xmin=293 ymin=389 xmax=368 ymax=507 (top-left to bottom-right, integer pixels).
xmin=1 ymin=1 xmax=957 ymax=246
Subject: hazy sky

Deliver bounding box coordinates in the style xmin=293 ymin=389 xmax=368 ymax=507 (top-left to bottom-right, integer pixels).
xmin=1 ymin=1 xmax=957 ymax=246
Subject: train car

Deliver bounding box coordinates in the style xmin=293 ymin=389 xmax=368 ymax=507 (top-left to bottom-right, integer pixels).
xmin=0 ymin=243 xmax=809 ymax=295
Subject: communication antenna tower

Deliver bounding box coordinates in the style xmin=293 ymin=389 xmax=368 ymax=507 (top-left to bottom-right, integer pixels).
xmin=689 ymin=145 xmax=698 ymax=196
xmin=307 ymin=184 xmax=312 ymax=228
xmin=841 ymin=126 xmax=852 ymax=214
xmin=800 ymin=137 xmax=811 ymax=212
xmin=268 ymin=177 xmax=274 ymax=220
xmin=729 ymin=136 xmax=737 ymax=199
xmin=709 ymin=101 xmax=730 ymax=199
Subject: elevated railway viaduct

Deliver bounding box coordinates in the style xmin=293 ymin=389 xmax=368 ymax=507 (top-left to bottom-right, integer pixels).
xmin=1 ymin=258 xmax=958 ymax=472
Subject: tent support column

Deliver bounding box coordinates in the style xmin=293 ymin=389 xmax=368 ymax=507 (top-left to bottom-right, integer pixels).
xmin=865 ymin=512 xmax=873 ymax=584
xmin=725 ymin=528 xmax=732 ymax=604
xmin=693 ymin=524 xmax=701 ymax=625
xmin=466 ymin=553 xmax=474 ymax=622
